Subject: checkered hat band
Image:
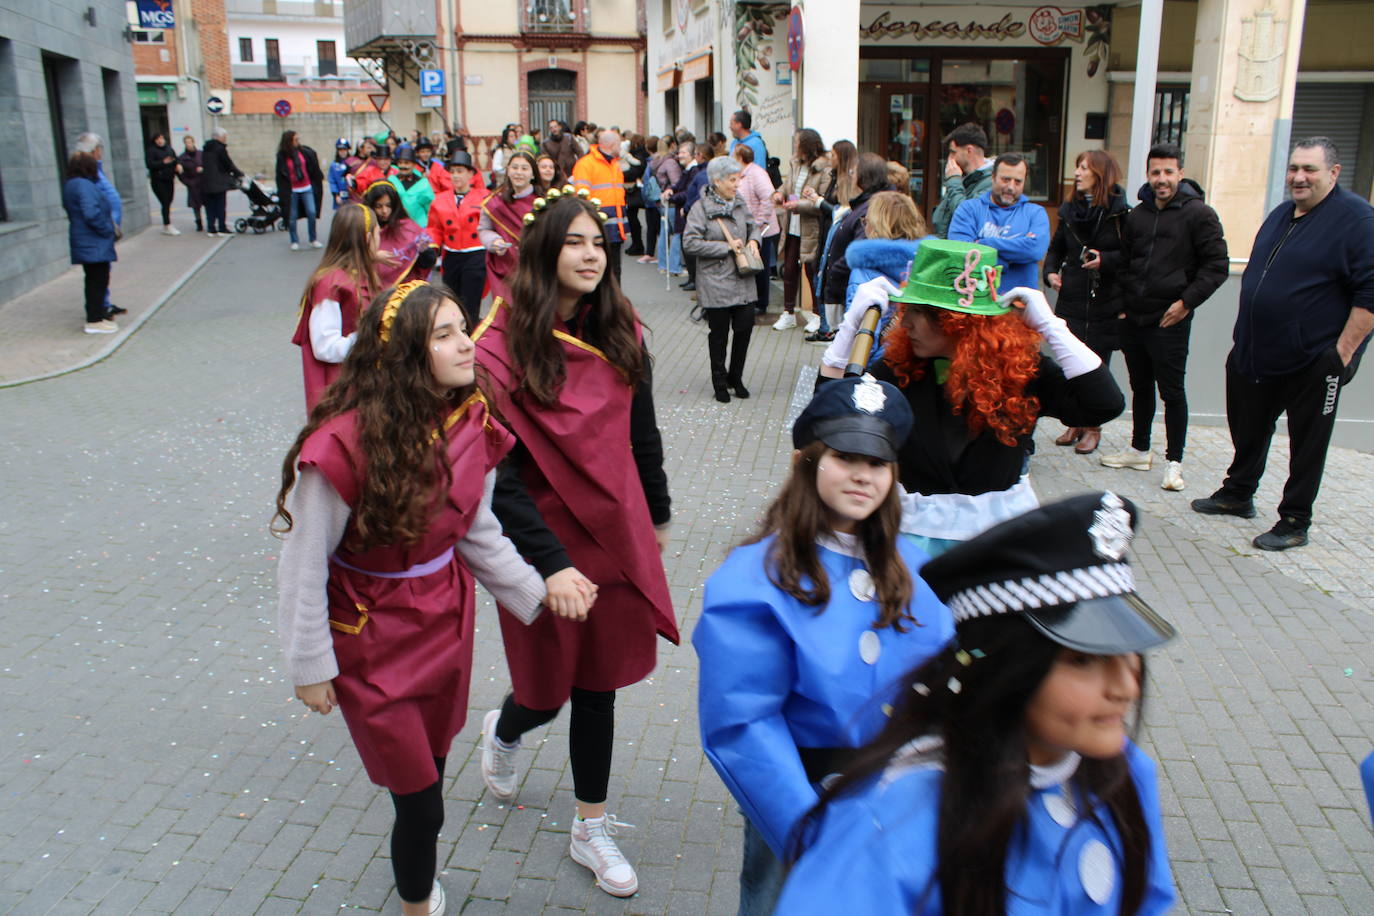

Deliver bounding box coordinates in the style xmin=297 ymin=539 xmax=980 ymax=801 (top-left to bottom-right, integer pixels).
xmin=945 ymin=562 xmax=1136 ymax=622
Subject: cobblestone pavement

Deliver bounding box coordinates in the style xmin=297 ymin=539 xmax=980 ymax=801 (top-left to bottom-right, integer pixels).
xmin=2 ymin=236 xmax=1373 ymax=914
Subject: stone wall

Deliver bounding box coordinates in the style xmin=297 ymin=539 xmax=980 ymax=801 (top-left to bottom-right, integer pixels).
xmin=211 ymin=112 xmax=388 ymax=179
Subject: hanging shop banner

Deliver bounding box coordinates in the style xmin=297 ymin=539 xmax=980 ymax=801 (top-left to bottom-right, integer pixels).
xmin=681 ymin=50 xmax=713 ymax=83
xmin=134 ymin=0 xmax=175 ymax=29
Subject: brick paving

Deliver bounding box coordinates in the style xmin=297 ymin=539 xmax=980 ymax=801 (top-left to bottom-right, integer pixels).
xmin=1 ymin=232 xmax=1373 ymax=914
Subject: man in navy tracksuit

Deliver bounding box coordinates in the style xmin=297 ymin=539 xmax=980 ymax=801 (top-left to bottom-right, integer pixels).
xmin=1193 ymin=137 xmax=1374 ymax=550
xmin=947 ymin=152 xmax=1050 ymax=290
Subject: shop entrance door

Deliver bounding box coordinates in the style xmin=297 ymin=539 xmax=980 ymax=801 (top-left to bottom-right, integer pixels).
xmin=858 ymin=58 xmax=931 ymax=204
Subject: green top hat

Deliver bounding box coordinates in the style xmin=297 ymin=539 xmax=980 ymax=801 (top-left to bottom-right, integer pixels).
xmin=891 ymin=239 xmax=1010 ymax=315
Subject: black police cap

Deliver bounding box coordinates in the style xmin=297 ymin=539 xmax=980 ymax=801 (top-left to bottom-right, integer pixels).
xmin=792 ymin=376 xmax=913 ymax=463
xmin=919 ymin=491 xmax=1176 ymax=655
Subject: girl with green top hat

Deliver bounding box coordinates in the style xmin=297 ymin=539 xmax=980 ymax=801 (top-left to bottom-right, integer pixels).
xmin=819 ymin=239 xmax=1125 ymax=555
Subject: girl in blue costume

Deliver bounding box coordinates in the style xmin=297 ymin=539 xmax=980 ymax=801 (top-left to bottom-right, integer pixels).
xmin=779 ymin=491 xmax=1177 ymax=916
xmin=694 ymin=375 xmax=955 ymax=915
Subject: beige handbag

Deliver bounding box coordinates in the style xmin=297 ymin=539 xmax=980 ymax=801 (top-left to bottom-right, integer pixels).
xmin=715 ymin=218 xmax=763 ymax=277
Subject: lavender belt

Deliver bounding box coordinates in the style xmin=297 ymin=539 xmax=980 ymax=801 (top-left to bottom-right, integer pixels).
xmin=331 ymin=546 xmax=455 ymax=579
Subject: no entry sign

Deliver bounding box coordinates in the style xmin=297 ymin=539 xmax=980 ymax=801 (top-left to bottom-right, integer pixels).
xmin=273 ymin=99 xmax=292 ymax=118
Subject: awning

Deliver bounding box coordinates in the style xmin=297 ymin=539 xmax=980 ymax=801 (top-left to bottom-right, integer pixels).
xmin=137 ymin=83 xmax=174 ymax=105
xmin=656 ymin=65 xmax=680 ymax=92
xmin=681 ymin=48 xmax=712 ymax=84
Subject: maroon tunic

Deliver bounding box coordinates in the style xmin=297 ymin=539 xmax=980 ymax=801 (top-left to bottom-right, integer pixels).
xmin=375 ymin=217 xmax=434 ymax=289
xmin=473 ymin=299 xmax=677 ymax=709
xmin=298 ymin=394 xmax=513 ymax=793
xmin=291 ymin=267 xmax=371 ymax=412
xmin=480 ymin=192 xmax=534 ymax=304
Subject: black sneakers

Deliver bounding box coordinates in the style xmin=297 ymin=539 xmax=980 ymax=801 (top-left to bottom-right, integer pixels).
xmin=1253 ymin=518 xmax=1309 ymax=551
xmin=1190 ymin=491 xmax=1257 ymax=519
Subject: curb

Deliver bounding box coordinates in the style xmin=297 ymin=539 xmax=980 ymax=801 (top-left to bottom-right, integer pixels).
xmin=0 ymin=235 xmax=232 ymax=389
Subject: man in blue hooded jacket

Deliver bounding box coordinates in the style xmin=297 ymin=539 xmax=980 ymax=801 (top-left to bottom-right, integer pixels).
xmin=947 ymin=152 xmax=1050 ymax=291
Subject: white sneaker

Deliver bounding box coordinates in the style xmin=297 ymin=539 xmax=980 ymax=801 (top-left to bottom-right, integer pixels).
xmin=803 ymin=312 xmax=821 ymax=333
xmin=570 ymin=813 xmax=638 ymax=897
xmin=1161 ymin=461 xmax=1185 ymax=491
xmin=290 ymin=242 xmax=301 ymax=251
xmin=426 ymin=877 xmax=445 ymax=915
xmin=772 ymin=312 xmax=797 ymax=330
xmin=1099 ymin=446 xmax=1152 ymax=471
xmin=162 ymin=224 xmax=181 ymax=236
xmin=310 ymin=240 xmax=323 ymax=249
xmin=479 ymin=709 xmax=519 ymax=800
xmin=84 ymin=319 xmax=118 ymax=334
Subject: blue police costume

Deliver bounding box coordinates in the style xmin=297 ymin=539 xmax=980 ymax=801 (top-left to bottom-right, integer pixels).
xmin=777 ymin=492 xmax=1178 ymax=915
xmin=694 ymin=377 xmax=954 ymax=913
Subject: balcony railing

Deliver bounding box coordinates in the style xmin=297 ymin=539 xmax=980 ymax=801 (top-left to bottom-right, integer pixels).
xmin=522 ymin=0 xmax=584 ymax=33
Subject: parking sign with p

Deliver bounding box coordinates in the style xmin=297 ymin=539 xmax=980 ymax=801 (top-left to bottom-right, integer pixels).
xmin=420 ymin=69 xmax=445 ymax=97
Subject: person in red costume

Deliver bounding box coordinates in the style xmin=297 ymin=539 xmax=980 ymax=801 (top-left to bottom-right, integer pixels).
xmin=290 ymin=203 xmax=382 ymax=411
xmin=352 ymin=146 xmax=392 ymax=199
xmin=364 ymin=181 xmax=439 ymax=289
xmin=472 ymin=189 xmax=676 ymax=899
xmin=275 ymin=280 xmax=597 ymax=916
xmin=427 ymin=151 xmax=486 ymax=326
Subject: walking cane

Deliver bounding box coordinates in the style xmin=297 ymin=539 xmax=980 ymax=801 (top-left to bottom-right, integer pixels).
xmin=843 ymin=305 xmax=883 ymax=378
xmin=663 ymin=199 xmax=671 ymax=292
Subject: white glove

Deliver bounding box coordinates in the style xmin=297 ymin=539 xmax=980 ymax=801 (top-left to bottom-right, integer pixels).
xmin=821 ymin=276 xmax=902 ymax=370
xmin=996 ymin=286 xmax=1101 ymax=379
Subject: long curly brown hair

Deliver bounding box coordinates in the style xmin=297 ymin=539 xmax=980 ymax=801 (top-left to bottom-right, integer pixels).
xmin=273 ymin=283 xmax=473 ymax=550
xmin=505 ymin=194 xmax=644 ymax=404
xmin=883 ymin=306 xmax=1043 ymax=447
xmin=743 ymin=440 xmax=916 ymax=631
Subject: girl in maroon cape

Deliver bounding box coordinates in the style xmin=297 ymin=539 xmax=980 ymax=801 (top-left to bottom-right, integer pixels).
xmin=472 ymin=190 xmax=677 ymax=898
xmin=290 ymin=203 xmax=381 ymax=412
xmin=275 ymin=281 xmax=596 ymax=916
xmin=363 ymin=182 xmax=439 ymax=289
xmin=478 ymin=149 xmax=542 ymax=304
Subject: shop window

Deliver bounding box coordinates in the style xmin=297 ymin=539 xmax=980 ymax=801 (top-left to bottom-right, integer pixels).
xmin=240 ymin=37 xmax=254 ymax=63
xmin=1153 ymin=86 xmax=1188 ymax=146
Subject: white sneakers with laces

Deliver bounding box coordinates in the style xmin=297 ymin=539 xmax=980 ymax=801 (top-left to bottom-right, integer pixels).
xmin=479 ymin=709 xmax=519 ymax=800
xmin=803 ymin=311 xmax=821 ymax=333
xmin=427 ymin=877 xmax=445 ymax=915
xmin=772 ymin=311 xmax=797 ymax=330
xmin=161 ymin=224 xmax=180 ymax=236
xmin=570 ymin=813 xmax=639 ymax=897
xmin=1161 ymin=460 xmax=1185 ymax=491
xmin=1099 ymin=446 xmax=1152 ymax=471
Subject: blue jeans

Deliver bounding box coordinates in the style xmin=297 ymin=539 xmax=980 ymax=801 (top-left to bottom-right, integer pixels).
xmin=737 ymin=817 xmax=785 ymax=916
xmin=656 ymin=206 xmax=683 ymax=274
xmin=287 ymin=189 xmax=317 ymax=243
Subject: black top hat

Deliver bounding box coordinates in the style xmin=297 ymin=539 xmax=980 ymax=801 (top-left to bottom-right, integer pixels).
xmin=919 ymin=491 xmax=1176 ymax=654
xmin=792 ymin=376 xmax=913 ymax=463
xmin=393 ymin=144 xmax=416 ymax=162
xmin=446 ymin=151 xmax=475 ymax=171
xmin=415 ymin=136 xmax=434 ymax=150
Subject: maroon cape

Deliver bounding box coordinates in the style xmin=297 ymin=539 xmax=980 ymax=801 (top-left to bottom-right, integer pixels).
xmin=473 ymin=299 xmax=677 ymax=709
xmin=375 ymin=217 xmax=433 ymax=289
xmin=480 ymin=192 xmax=533 ymax=303
xmin=298 ymin=394 xmax=513 ymax=793
xmin=291 ymin=267 xmax=370 ymax=412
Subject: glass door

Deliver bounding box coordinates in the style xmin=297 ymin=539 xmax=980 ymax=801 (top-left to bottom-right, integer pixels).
xmin=859 ymin=57 xmax=931 ymax=206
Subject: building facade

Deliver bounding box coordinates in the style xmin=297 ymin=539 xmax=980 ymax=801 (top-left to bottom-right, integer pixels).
xmin=647 ymin=0 xmax=1374 ymax=251
xmin=345 ymin=0 xmax=646 ymax=168
xmin=0 ymin=0 xmax=151 ymax=303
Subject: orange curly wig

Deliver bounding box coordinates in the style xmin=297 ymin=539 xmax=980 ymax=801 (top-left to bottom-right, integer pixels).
xmin=882 ymin=305 xmax=1043 ymax=446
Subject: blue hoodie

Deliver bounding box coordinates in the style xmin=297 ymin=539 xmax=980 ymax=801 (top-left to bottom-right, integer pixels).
xmin=96 ymin=160 xmax=122 ymax=226
xmin=845 ymin=236 xmax=931 ymax=366
xmin=728 ymin=130 xmax=767 ymax=170
xmin=947 ymin=190 xmax=1050 ymax=290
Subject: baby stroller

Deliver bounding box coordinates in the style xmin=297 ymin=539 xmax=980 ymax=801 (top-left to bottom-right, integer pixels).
xmin=234 ymin=179 xmax=285 ymax=234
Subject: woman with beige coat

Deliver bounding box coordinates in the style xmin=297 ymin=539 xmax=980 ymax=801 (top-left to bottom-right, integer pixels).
xmin=770 ymin=129 xmax=832 ymax=331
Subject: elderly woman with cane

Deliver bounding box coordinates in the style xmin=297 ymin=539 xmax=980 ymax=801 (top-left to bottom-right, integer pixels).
xmin=683 ymin=156 xmax=763 ymax=403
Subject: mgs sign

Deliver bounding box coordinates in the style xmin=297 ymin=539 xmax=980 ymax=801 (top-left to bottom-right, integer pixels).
xmin=135 ymin=0 xmax=175 ymax=29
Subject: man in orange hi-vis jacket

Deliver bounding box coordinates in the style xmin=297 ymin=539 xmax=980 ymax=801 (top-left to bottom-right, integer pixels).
xmin=572 ymin=128 xmax=628 ymax=282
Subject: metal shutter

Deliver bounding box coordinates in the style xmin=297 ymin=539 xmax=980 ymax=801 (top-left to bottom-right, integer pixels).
xmin=1292 ymin=83 xmax=1366 ymax=191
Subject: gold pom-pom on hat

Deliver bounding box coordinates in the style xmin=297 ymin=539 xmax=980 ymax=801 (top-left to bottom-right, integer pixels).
xmin=547 ymin=187 xmax=563 ymax=199
xmin=596 ymin=211 xmax=609 ymax=222
xmin=532 ymin=197 xmax=547 ymax=210
xmin=522 ymin=212 xmax=537 ymax=225
xmin=575 ymin=186 xmax=591 ymax=199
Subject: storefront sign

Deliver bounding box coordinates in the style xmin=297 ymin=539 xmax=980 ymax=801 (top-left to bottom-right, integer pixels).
xmin=1028 ymin=6 xmax=1084 ymax=46
xmin=656 ymin=66 xmax=680 ymax=91
xmin=134 ymin=0 xmax=175 ymax=30
xmin=681 ymin=51 xmax=712 ymax=83
xmin=861 ymin=10 xmax=1027 ymax=42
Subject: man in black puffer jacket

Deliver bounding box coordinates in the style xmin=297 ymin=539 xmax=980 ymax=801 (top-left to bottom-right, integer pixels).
xmin=1101 ymin=143 xmax=1228 ymax=494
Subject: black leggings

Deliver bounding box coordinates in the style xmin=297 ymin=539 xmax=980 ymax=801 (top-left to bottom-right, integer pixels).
xmin=82 ymin=262 xmax=111 ymax=322
xmin=151 ymin=178 xmax=175 ymax=225
xmin=389 ymin=756 xmax=446 ymax=903
xmin=495 ymin=688 xmax=615 ymax=804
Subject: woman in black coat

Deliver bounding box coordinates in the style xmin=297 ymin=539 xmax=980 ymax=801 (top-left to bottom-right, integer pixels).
xmin=146 ymin=133 xmax=180 ymax=234
xmin=1043 ymin=150 xmax=1129 ymax=454
xmin=201 ymin=128 xmax=244 ymax=236
xmin=177 ymin=135 xmax=205 ymax=231
xmin=274 ymin=130 xmax=325 ymax=249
